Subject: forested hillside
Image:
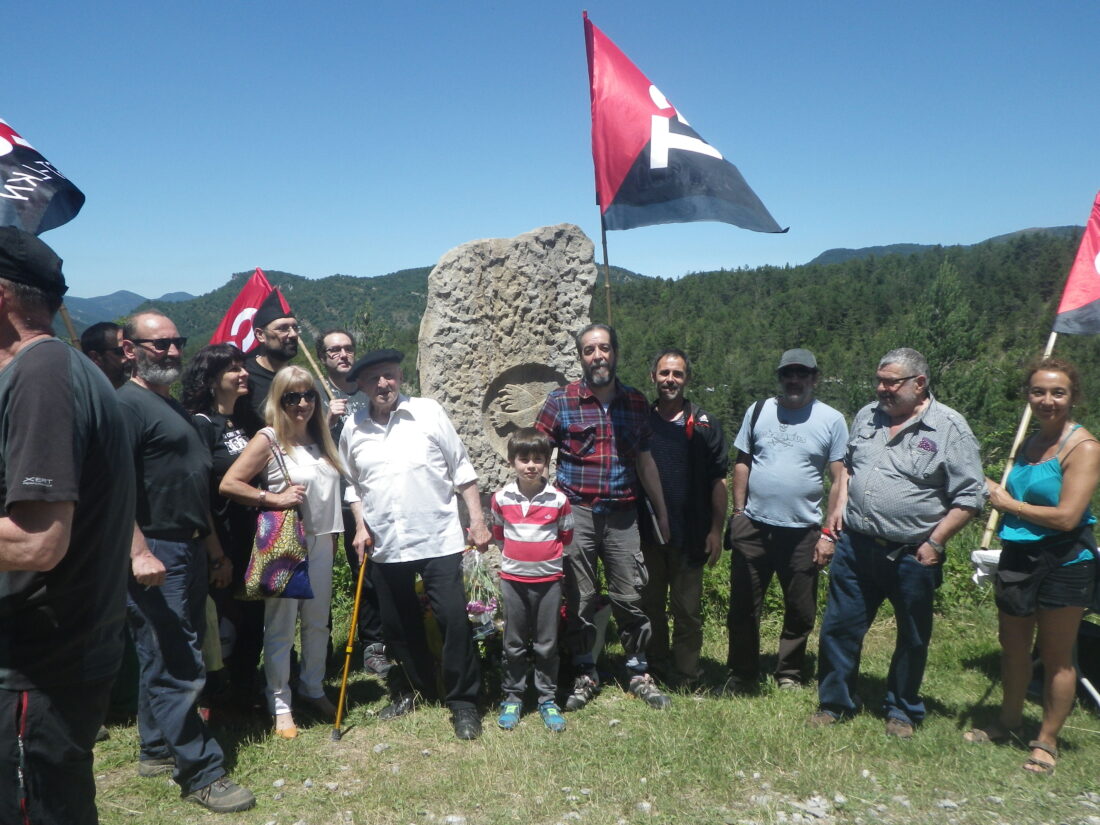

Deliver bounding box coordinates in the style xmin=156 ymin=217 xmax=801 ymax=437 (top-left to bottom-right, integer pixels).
xmin=126 ymin=230 xmax=1093 ymax=464
xmin=597 ymin=231 xmax=1093 ymax=464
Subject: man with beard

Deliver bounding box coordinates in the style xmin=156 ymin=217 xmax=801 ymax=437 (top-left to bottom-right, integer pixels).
xmin=340 ymin=349 xmax=490 ymax=739
xmin=535 ymin=324 xmax=672 ymax=711
xmin=0 ymin=229 xmax=137 ymax=825
xmin=245 ymin=290 xmax=299 ymax=415
xmin=118 ymin=311 xmax=255 ymax=813
xmin=638 ymin=349 xmax=728 ymax=688
xmin=809 ymin=348 xmax=985 ymax=738
xmin=316 ymin=329 xmax=389 ymax=677
xmin=80 ymin=321 xmax=131 ymax=388
xmin=725 ymin=349 xmax=848 ymax=693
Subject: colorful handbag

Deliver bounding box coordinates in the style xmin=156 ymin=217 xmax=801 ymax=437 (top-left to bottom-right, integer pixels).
xmin=242 ymin=433 xmax=314 ymax=600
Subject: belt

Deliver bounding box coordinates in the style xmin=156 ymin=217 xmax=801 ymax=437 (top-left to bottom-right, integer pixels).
xmin=852 ymin=530 xmax=917 ymax=560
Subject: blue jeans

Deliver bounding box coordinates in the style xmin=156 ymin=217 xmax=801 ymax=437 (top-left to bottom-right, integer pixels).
xmin=816 ymin=530 xmax=941 ymax=724
xmin=127 ymin=538 xmax=225 ymax=793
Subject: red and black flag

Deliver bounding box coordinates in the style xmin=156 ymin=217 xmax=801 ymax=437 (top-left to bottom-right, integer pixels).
xmin=1052 ymin=192 xmax=1100 ymax=335
xmin=584 ymin=13 xmax=785 ymax=234
xmin=210 ymin=268 xmax=292 ymax=352
xmin=0 ymin=119 xmax=85 ymax=235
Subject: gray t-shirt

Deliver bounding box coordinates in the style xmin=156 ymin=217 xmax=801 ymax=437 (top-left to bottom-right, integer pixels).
xmin=735 ymin=397 xmax=848 ymax=528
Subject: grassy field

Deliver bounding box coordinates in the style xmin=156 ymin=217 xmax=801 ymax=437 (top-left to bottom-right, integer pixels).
xmin=92 ymin=558 xmax=1100 ymax=825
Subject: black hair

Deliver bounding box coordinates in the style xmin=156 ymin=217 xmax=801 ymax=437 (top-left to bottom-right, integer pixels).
xmin=80 ymin=321 xmax=121 ymax=354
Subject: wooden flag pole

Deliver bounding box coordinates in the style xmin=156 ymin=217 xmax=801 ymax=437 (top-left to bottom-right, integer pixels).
xmin=300 ymin=337 xmax=334 ymax=402
xmin=978 ymin=330 xmax=1059 ymax=549
xmin=599 ymin=219 xmax=613 ymax=324
xmin=58 ymin=304 xmax=79 ymax=347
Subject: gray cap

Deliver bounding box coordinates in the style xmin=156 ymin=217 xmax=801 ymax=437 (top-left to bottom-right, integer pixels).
xmin=777 ymin=348 xmax=817 ymax=370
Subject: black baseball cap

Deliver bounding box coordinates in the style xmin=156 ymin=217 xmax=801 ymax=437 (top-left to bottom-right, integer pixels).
xmin=0 ymin=226 xmax=68 ymax=297
xmin=348 ymin=348 xmax=404 ymax=381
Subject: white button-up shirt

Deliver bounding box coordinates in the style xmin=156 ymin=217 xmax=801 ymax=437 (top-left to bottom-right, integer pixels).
xmin=339 ymin=394 xmax=478 ymax=563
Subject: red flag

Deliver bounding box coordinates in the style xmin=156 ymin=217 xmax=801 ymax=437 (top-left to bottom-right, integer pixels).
xmin=584 ymin=13 xmax=785 ymax=233
xmin=0 ymin=118 xmax=85 ymax=234
xmin=1053 ymin=192 xmax=1100 ymax=335
xmin=210 ymin=268 xmax=291 ymax=351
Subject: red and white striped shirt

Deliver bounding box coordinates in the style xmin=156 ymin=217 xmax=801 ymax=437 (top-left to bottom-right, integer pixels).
xmin=490 ymin=481 xmax=574 ymax=583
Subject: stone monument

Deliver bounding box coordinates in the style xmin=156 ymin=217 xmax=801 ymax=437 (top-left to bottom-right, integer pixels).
xmin=418 ymin=223 xmax=597 ymax=492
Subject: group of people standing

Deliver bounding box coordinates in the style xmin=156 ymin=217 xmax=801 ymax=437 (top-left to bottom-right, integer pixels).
xmin=0 ymin=226 xmax=1095 ymax=824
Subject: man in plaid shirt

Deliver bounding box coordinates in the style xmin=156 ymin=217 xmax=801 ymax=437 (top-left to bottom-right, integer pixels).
xmin=535 ymin=324 xmax=672 ymax=711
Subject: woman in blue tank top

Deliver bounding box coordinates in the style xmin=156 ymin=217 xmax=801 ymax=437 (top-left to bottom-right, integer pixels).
xmin=966 ymin=358 xmax=1099 ymax=775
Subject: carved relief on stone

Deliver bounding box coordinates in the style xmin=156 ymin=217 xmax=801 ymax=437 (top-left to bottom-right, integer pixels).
xmin=482 ymin=364 xmax=566 ymax=459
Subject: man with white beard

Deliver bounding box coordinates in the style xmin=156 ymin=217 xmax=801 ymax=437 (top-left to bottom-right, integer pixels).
xmin=725 ymin=349 xmax=848 ymax=693
xmin=118 ymin=311 xmax=254 ymax=813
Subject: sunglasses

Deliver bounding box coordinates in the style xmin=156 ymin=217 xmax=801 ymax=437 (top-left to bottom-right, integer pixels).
xmin=778 ymin=367 xmax=814 ymax=378
xmin=93 ymin=346 xmax=125 ymax=356
xmin=281 ymin=389 xmax=318 ymax=406
xmin=131 ymin=337 xmax=187 ymax=352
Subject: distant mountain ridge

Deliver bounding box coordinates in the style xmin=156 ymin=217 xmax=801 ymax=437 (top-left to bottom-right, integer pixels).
xmin=809 ymin=225 xmax=1080 ymax=266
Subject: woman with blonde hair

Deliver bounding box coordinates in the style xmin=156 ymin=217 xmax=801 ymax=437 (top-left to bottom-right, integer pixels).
xmin=221 ymin=366 xmax=345 ymax=738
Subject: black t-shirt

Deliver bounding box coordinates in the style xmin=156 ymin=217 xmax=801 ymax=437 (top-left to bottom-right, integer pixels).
xmin=648 ymin=412 xmax=691 ymax=549
xmin=0 ymin=338 xmax=135 ymax=689
xmin=193 ymin=411 xmax=256 ymax=571
xmin=245 ymin=354 xmax=276 ymax=419
xmin=118 ymin=382 xmax=211 ymax=536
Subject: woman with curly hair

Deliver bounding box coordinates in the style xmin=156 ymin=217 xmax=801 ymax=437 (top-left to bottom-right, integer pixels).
xmin=220 ymin=366 xmax=345 ymax=738
xmin=181 ymin=343 xmax=264 ymax=711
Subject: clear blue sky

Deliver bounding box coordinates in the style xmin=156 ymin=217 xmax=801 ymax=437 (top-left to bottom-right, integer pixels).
xmin=9 ymin=0 xmax=1099 ymax=299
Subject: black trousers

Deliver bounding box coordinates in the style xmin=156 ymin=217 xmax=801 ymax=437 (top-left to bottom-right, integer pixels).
xmin=372 ymin=552 xmax=481 ymax=709
xmin=0 ymin=678 xmax=112 ymax=825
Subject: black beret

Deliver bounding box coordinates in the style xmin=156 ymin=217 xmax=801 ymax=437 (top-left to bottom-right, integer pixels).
xmin=348 ymin=349 xmax=404 ymax=381
xmin=0 ymin=226 xmax=67 ymax=297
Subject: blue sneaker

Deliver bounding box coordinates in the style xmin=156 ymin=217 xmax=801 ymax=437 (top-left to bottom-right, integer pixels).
xmin=538 ymin=701 xmax=567 ymax=732
xmin=497 ymin=700 xmax=521 ymax=731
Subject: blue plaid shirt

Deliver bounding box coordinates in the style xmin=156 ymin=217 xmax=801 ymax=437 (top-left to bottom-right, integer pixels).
xmin=535 ymin=379 xmax=651 ymax=511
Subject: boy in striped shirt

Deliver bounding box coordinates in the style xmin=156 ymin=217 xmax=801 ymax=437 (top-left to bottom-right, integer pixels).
xmin=490 ymin=428 xmax=575 ymax=731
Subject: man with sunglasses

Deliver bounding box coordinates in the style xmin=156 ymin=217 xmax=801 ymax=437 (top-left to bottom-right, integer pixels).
xmin=80 ymin=320 xmax=131 ymax=388
xmin=726 ymin=349 xmax=848 ymax=694
xmin=315 ymin=329 xmax=389 ymax=678
xmin=244 ymin=290 xmax=299 ymax=416
xmin=809 ymin=348 xmax=985 ymax=739
xmin=118 ymin=311 xmax=255 ymax=813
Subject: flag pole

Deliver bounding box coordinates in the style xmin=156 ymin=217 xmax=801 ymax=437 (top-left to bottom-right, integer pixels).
xmin=599 ymin=217 xmax=613 ymax=324
xmin=299 ymin=337 xmax=334 ymax=402
xmin=58 ymin=303 xmax=79 ymax=347
xmin=978 ymin=330 xmax=1059 ymax=549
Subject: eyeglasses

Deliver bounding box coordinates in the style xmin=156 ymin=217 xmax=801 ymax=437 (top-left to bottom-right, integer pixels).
xmin=130 ymin=337 xmax=187 ymax=352
xmin=266 ymin=323 xmax=300 ymax=336
xmin=281 ymin=390 xmax=318 ymax=406
xmin=876 ymin=374 xmax=918 ymax=390
xmin=778 ymin=367 xmax=814 ymax=378
xmin=325 ymin=345 xmax=354 ymax=355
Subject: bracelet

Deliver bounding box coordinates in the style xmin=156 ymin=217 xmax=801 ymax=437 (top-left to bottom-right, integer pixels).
xmin=926 ymin=537 xmax=945 ymax=554
xmin=1016 ymin=500 xmax=1024 ymax=519
xmin=820 ymin=533 xmax=836 ymax=544
xmin=732 ymin=508 xmax=744 ymax=516
xmin=210 ymin=557 xmax=226 ymax=570
xmin=258 ymin=490 xmax=268 ymax=506
xmin=821 ymin=526 xmax=834 ymax=538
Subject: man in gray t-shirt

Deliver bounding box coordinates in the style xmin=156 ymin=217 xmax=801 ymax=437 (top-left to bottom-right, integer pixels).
xmin=725 ymin=349 xmax=848 ymax=691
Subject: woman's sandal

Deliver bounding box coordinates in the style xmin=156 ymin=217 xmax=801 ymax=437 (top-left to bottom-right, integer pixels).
xmin=962 ymin=723 xmax=1023 ymax=744
xmin=1023 ymin=741 xmax=1057 ymax=775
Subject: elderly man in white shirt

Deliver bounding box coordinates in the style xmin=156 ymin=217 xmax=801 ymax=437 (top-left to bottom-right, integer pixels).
xmin=340 ymin=349 xmax=491 ymax=740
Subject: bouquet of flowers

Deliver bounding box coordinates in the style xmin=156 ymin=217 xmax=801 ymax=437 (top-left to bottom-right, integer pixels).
xmin=462 ymin=549 xmax=501 ymax=641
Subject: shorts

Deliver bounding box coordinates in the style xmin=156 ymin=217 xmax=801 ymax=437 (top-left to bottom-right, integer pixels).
xmin=995 ymin=526 xmax=1097 ymax=617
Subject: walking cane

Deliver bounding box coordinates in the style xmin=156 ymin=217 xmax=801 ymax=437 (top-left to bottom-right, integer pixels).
xmin=332 ymin=551 xmax=369 ymax=741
